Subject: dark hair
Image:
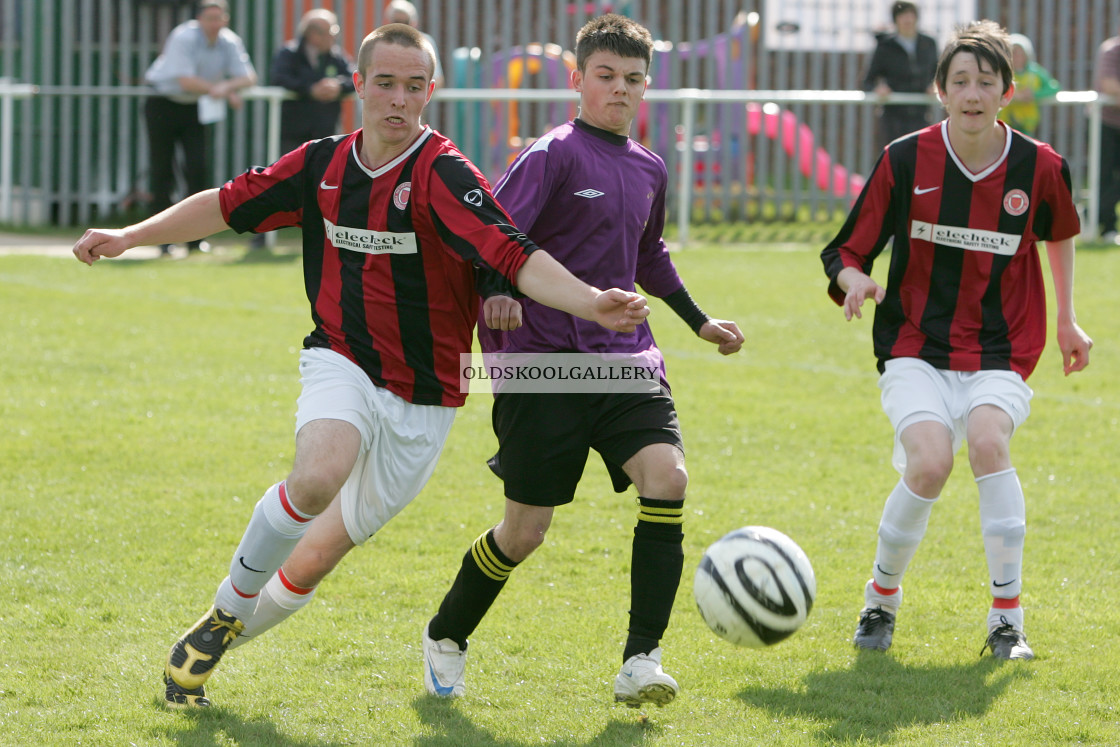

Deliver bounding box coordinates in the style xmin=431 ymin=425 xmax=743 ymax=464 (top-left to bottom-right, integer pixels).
xmin=574 ymin=14 xmax=653 ymax=72
xmin=891 ymin=1 xmax=918 ymax=22
xmin=357 ymin=23 xmax=435 ymax=81
xmin=935 ymin=20 xmax=1014 ymax=95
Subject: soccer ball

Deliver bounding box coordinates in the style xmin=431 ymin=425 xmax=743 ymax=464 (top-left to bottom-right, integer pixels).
xmin=693 ymin=526 xmax=816 ymax=648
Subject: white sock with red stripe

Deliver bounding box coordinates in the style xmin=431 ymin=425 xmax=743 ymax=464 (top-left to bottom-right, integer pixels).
xmin=863 ymin=578 xmax=904 ymax=614
xmin=215 ymin=481 xmax=315 ymax=619
xmin=987 ymin=595 xmax=1025 ymax=632
xmin=227 ymin=568 xmax=317 ymax=650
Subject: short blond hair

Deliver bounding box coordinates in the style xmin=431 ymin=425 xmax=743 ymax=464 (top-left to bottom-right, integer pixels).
xmin=356 ymin=23 xmax=435 ymax=81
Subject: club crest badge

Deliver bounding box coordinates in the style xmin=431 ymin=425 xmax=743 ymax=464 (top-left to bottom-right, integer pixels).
xmin=1003 ymin=189 xmax=1028 ymax=216
xmin=393 ymin=182 xmax=412 ymax=211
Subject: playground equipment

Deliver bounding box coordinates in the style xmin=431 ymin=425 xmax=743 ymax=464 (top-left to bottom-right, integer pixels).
xmin=745 ymin=103 xmax=865 ymax=198
xmin=452 ymin=15 xmax=864 ymax=201
xmin=492 ymin=43 xmax=576 ymax=149
xmin=649 ymin=16 xmax=863 ymax=200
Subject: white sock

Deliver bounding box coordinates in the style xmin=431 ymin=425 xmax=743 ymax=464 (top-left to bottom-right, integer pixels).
xmin=214 ymin=575 xmax=258 ymax=621
xmin=227 ymin=569 xmax=317 ymax=650
xmin=977 ymin=468 xmax=1025 ymax=599
xmin=215 ymin=481 xmax=315 ymax=618
xmin=988 ymin=602 xmax=1025 ymax=632
xmin=872 ymin=479 xmax=937 ymax=592
xmin=863 ymin=578 xmax=904 ymax=614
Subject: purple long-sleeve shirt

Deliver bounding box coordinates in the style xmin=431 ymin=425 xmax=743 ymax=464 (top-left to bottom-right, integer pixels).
xmin=478 ymin=119 xmax=684 ymax=375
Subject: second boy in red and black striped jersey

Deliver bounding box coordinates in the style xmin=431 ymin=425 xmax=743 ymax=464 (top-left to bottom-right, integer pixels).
xmin=822 ymin=20 xmax=1092 ymax=661
xmin=74 ymin=23 xmax=649 ymax=710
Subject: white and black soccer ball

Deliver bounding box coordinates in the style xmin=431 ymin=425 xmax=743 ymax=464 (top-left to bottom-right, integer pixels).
xmin=693 ymin=526 xmax=816 ymax=648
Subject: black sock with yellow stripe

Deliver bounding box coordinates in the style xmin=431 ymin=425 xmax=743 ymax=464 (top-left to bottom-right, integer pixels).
xmin=428 ymin=529 xmax=517 ymax=649
xmin=624 ymin=497 xmax=685 ymax=661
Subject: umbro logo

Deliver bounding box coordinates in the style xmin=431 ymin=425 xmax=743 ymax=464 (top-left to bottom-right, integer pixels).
xmin=574 ymin=188 xmax=604 ymax=198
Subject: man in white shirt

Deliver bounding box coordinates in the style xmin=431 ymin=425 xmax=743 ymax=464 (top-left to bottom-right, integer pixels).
xmin=144 ymin=0 xmax=256 ymax=255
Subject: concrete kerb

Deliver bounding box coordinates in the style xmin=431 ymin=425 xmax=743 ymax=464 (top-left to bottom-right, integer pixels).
xmin=1 ymin=232 xmax=169 ymax=259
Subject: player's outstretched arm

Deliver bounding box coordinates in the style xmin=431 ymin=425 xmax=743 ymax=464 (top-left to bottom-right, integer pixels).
xmin=836 ymin=267 xmax=886 ymax=321
xmin=72 ymin=189 xmax=230 ymax=265
xmin=1045 ymin=238 xmax=1093 ymax=375
xmin=514 ymin=250 xmax=649 ymax=332
xmin=698 ymin=319 xmax=745 ymax=355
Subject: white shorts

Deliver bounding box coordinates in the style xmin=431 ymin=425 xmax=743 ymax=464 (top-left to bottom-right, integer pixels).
xmin=295 ymin=347 xmax=456 ymax=545
xmin=878 ymin=357 xmax=1032 ymax=474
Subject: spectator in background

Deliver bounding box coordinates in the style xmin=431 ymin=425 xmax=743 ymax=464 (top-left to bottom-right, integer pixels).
xmin=999 ymin=33 xmax=1059 ymax=137
xmin=863 ymin=1 xmax=939 ymax=151
xmin=144 ymin=0 xmax=256 ymax=256
xmin=385 ymin=0 xmax=444 ymax=89
xmin=1094 ymin=25 xmax=1120 ymax=244
xmin=251 ymin=9 xmax=355 ymax=249
xmin=271 ymin=9 xmax=356 ymax=155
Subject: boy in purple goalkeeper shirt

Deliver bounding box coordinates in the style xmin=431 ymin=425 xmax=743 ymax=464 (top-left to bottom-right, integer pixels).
xmin=422 ymin=14 xmax=744 ymax=708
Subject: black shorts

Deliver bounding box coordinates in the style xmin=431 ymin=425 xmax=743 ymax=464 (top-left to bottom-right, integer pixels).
xmin=488 ymin=388 xmax=683 ymax=506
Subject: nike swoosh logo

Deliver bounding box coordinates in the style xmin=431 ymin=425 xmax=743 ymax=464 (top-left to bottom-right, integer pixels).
xmin=621 ymin=670 xmax=634 ymax=679
xmin=993 ymin=579 xmax=1017 ymax=587
xmin=320 ymin=180 xmax=339 ymax=190
xmin=238 ymin=556 xmax=266 ymax=573
xmin=427 ymin=661 xmax=455 ymax=696
xmin=914 ymin=185 xmax=939 ymax=195
xmin=875 ymin=564 xmax=900 ymax=576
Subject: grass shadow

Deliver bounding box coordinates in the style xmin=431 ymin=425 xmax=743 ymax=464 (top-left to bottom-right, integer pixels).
xmin=150 ymin=697 xmax=350 ymax=747
xmin=412 ymin=694 xmax=662 ymax=746
xmin=738 ymin=651 xmax=1033 ymax=744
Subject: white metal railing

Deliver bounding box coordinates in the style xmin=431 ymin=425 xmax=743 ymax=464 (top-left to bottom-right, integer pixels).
xmin=0 ymin=81 xmax=1109 ymax=245
xmin=431 ymin=88 xmax=1108 ymax=245
xmin=0 ymin=83 xmax=290 ymax=244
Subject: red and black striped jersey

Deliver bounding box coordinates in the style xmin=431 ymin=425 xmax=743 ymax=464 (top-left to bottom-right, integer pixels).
xmin=821 ymin=121 xmax=1079 ymax=380
xmin=219 ymin=127 xmax=537 ymax=407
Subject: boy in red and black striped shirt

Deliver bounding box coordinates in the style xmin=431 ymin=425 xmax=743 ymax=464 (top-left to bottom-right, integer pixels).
xmin=74 ymin=23 xmax=649 ymax=709
xmin=822 ymin=20 xmax=1092 ymax=660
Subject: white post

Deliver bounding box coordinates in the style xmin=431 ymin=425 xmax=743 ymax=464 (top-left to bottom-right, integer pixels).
xmin=1 ymin=84 xmax=13 ymax=223
xmin=0 ymin=83 xmax=37 ymax=225
xmin=677 ymin=91 xmax=697 ymax=248
xmin=265 ymin=89 xmax=284 ymax=249
xmin=0 ymin=82 xmax=37 ymax=223
xmin=1087 ymin=95 xmax=1102 ymax=239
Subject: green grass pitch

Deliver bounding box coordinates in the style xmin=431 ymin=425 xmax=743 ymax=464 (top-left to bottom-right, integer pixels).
xmin=1 ymin=239 xmax=1117 ymax=745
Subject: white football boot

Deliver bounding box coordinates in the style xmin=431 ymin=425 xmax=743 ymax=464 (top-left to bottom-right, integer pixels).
xmin=422 ymin=623 xmax=466 ymax=697
xmin=613 ymin=647 xmax=679 ymax=708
